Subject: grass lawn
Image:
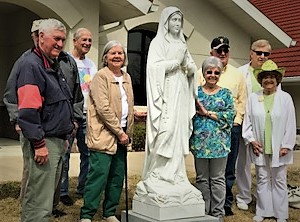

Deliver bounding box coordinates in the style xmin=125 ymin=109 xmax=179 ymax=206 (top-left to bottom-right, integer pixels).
xmin=0 ymin=166 xmax=300 ymax=222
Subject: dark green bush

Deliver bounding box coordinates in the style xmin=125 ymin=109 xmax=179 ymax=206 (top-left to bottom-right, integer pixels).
xmin=132 ymin=122 xmax=146 ymax=151
xmin=0 ymin=181 xmax=20 ymax=199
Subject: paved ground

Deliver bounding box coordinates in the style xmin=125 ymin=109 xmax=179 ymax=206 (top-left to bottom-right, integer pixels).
xmin=0 ymin=138 xmax=196 ymax=182
xmin=0 ymin=138 xmax=299 ymax=182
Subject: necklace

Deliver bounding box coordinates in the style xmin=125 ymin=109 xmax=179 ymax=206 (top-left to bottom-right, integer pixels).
xmin=263 ymin=94 xmax=275 ymax=113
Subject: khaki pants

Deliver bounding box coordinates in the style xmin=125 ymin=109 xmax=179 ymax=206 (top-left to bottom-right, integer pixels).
xmin=21 ymin=137 xmax=65 ymax=222
xmin=19 ymin=133 xmax=30 ymax=201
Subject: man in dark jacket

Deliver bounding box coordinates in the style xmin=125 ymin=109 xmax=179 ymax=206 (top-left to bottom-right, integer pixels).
xmin=4 ymin=18 xmax=82 ymax=221
xmin=3 ymin=19 xmax=83 ymax=218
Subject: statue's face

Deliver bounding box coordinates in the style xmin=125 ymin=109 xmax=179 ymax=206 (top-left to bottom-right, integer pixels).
xmin=168 ymin=13 xmax=182 ymax=36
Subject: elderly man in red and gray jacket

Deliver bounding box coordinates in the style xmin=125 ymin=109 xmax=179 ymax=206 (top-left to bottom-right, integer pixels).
xmin=16 ymin=18 xmax=75 ymax=222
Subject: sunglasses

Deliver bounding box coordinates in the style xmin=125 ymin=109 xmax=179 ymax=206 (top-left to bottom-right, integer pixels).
xmin=252 ymin=50 xmax=270 ymax=57
xmin=215 ymin=47 xmax=229 ymax=54
xmin=206 ymin=70 xmax=221 ymax=75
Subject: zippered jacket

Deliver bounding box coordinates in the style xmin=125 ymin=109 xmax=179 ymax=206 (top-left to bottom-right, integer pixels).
xmin=17 ymin=48 xmax=74 ymax=148
xmin=4 ymin=48 xmax=83 ymax=125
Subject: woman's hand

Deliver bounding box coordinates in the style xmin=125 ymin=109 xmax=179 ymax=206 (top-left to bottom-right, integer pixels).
xmin=251 ymin=141 xmax=263 ymax=156
xmin=118 ymin=132 xmax=129 ymax=146
xmin=279 ymin=148 xmax=289 ymax=157
xmin=195 ymin=100 xmax=207 ymax=116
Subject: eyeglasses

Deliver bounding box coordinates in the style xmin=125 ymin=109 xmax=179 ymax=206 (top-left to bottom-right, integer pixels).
xmin=206 ymin=70 xmax=221 ymax=75
xmin=215 ymin=48 xmax=229 ymax=54
xmin=252 ymin=50 xmax=270 ymax=57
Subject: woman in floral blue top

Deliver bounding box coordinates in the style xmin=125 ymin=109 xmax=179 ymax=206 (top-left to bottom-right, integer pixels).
xmin=190 ymin=56 xmax=234 ymax=220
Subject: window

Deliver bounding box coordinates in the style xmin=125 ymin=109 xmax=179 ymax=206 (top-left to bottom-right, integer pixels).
xmin=127 ymin=30 xmax=155 ymax=105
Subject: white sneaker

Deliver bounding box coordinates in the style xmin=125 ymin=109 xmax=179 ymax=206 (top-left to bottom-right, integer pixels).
xmin=80 ymin=219 xmax=92 ymax=222
xmin=106 ymin=216 xmax=120 ymax=222
xmin=277 ymin=219 xmax=287 ymax=222
xmin=253 ymin=215 xmax=264 ymax=222
xmin=237 ymin=202 xmax=249 ymax=210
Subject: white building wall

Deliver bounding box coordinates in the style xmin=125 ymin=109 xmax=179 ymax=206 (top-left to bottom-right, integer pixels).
xmin=62 ymin=0 xmax=99 ymax=68
xmin=282 ymin=84 xmax=300 ymax=129
xmin=119 ymin=0 xmax=251 ymax=70
xmin=99 ymin=24 xmax=129 ymax=69
xmin=0 ymin=0 xmax=100 ymax=101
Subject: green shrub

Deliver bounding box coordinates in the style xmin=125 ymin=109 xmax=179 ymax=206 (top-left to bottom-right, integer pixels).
xmin=132 ymin=122 xmax=146 ymax=151
xmin=0 ymin=181 xmax=20 ymax=199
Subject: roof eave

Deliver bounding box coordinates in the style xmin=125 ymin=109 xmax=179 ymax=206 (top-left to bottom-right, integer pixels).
xmin=207 ymin=0 xmax=294 ymax=49
xmin=233 ymin=0 xmax=293 ymax=48
xmin=282 ymin=76 xmax=300 ymax=84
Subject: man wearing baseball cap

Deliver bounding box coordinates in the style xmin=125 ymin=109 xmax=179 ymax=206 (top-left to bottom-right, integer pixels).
xmin=211 ymin=36 xmax=230 ymax=49
xmin=4 ymin=19 xmax=44 ymax=131
xmin=197 ymin=36 xmax=247 ymax=216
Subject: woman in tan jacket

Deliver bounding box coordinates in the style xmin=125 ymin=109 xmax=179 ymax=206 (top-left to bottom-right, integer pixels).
xmin=80 ymin=40 xmax=134 ymax=222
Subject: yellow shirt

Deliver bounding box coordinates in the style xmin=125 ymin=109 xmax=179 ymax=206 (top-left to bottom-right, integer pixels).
xmin=197 ymin=64 xmax=247 ymax=124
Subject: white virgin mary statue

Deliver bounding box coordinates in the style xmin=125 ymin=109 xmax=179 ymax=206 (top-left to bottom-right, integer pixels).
xmin=134 ymin=6 xmax=203 ymax=207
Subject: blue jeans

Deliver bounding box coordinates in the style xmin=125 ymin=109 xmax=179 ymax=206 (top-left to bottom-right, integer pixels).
xmin=224 ymin=125 xmax=241 ymax=208
xmin=61 ymin=114 xmax=90 ymax=196
xmin=76 ymin=115 xmax=90 ymax=194
xmin=60 ymin=136 xmax=74 ymax=196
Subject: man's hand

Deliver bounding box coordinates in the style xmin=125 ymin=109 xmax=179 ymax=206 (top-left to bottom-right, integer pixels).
xmin=34 ymin=147 xmax=49 ymax=165
xmin=15 ymin=124 xmax=21 ymax=134
xmin=71 ymin=121 xmax=79 ymax=137
xmin=65 ymin=140 xmax=69 ymax=152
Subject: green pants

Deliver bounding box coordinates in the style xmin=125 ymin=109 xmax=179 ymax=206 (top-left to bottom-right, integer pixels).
xmin=80 ymin=145 xmax=126 ymax=219
xmin=21 ymin=137 xmax=65 ymax=222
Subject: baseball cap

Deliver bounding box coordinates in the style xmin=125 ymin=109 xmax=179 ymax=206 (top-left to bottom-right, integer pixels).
xmin=211 ymin=36 xmax=230 ymax=49
xmin=31 ymin=19 xmax=44 ymax=33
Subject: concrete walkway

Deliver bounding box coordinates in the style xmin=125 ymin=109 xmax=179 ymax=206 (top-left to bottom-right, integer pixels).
xmin=0 ymin=138 xmax=196 ymax=182
xmin=0 ymin=138 xmax=299 ymax=182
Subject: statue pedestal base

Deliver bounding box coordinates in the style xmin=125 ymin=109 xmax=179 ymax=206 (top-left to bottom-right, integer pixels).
xmin=121 ymin=209 xmax=219 ymax=222
xmin=130 ymin=199 xmax=207 ymax=221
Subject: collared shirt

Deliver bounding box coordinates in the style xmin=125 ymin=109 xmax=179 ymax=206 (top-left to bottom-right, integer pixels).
xmin=249 ymin=65 xmax=262 ymax=93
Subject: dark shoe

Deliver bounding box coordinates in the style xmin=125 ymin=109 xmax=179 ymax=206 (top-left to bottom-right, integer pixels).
xmin=52 ymin=209 xmax=67 ymax=218
xmin=60 ymin=195 xmax=74 ymax=206
xmin=224 ymin=207 xmax=234 ymax=216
